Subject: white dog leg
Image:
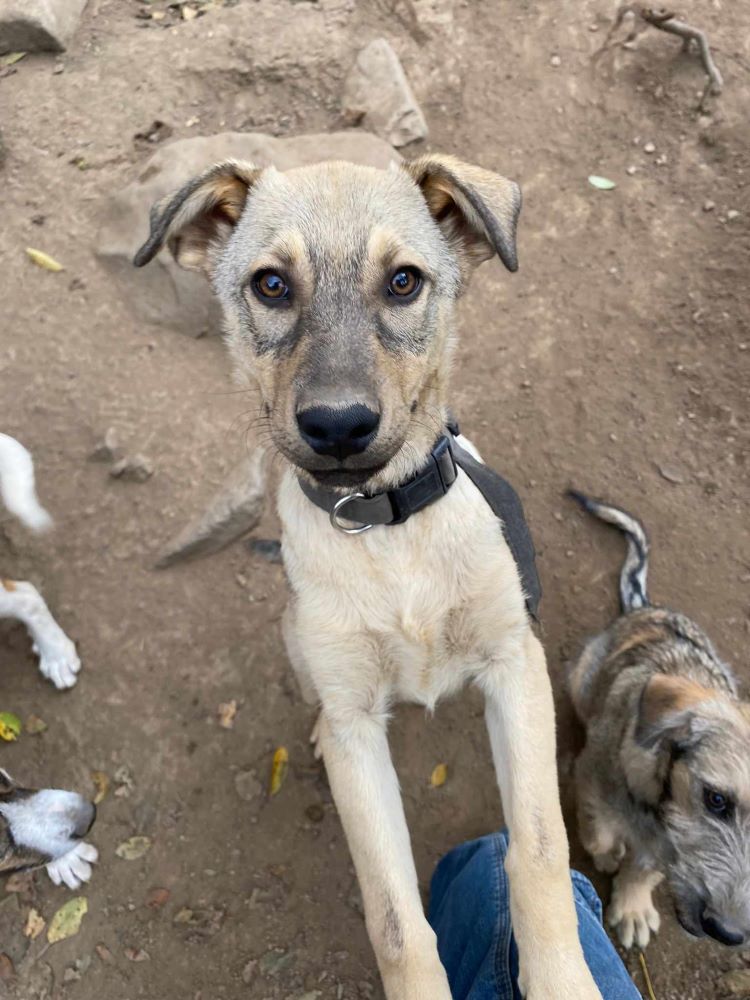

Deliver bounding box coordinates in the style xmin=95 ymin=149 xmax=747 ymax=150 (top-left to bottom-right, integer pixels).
xmin=480 ymin=630 xmax=602 ymax=1000
xmin=0 ymin=580 xmax=80 ymax=689
xmin=317 ymin=707 xmax=452 ymax=1000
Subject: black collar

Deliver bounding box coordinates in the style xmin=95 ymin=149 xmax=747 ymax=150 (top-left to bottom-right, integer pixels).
xmin=298 ymin=435 xmax=457 ymax=534
xmin=297 ymin=420 xmax=542 ymax=620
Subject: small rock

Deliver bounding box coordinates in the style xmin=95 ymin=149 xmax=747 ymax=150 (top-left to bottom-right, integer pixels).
xmin=305 ymin=803 xmax=325 ymax=823
xmin=342 ymin=38 xmax=427 ymax=147
xmin=259 ymin=949 xmax=297 ymax=977
xmin=727 ymin=209 xmax=740 ymax=221
xmin=241 ymin=959 xmax=258 ymax=985
xmin=0 ymin=0 xmax=89 ymax=53
xmin=658 ymin=464 xmax=685 ymax=485
xmin=550 ymin=54 xmax=561 ymax=67
xmin=95 ymin=944 xmax=114 ymax=965
xmin=626 ymin=165 xmax=637 ymax=175
xmin=235 ymin=771 xmax=262 ymax=803
xmin=703 ymin=199 xmax=716 ymax=212
xmin=88 ymin=427 xmax=121 ymax=463
xmin=655 ymin=153 xmax=668 ymax=165
xmin=63 ymin=966 xmax=81 ymax=983
xmin=643 ymin=141 xmax=656 ymax=154
xmin=156 ymin=449 xmax=265 ymax=567
xmin=110 ymin=454 xmax=154 ymax=483
xmin=217 ymin=699 xmax=238 ymax=729
xmin=719 ymin=969 xmax=750 ymax=996
xmin=248 ymin=538 xmax=283 ymax=564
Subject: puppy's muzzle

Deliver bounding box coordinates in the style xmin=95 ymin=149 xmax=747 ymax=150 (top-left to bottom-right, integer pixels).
xmin=700 ymin=910 xmax=745 ymax=947
xmin=297 ymin=403 xmax=380 ymax=461
xmin=71 ymin=798 xmax=97 ymax=839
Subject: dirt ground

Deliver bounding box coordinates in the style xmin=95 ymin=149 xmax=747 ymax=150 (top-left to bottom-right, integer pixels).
xmin=0 ymin=1 xmax=748 ymax=998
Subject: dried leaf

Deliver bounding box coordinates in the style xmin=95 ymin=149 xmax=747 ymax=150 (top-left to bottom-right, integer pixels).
xmin=125 ymin=947 xmax=150 ymax=962
xmin=0 ymin=954 xmax=14 ymax=980
xmin=95 ymin=943 xmax=114 ymax=965
xmin=638 ymin=951 xmax=657 ymax=1000
xmin=25 ymin=248 xmax=64 ymax=272
xmin=47 ymin=897 xmax=87 ymax=944
xmin=269 ymin=746 xmax=289 ymax=797
xmin=0 ymin=52 xmax=26 ymax=67
xmin=5 ymin=871 xmax=33 ymax=894
xmin=173 ymin=907 xmax=194 ymax=924
xmin=0 ymin=713 xmax=22 ymax=742
xmin=588 ymin=175 xmax=617 ymax=191
xmin=26 ymin=714 xmax=47 ymax=734
xmin=217 ymin=699 xmax=237 ymax=729
xmin=91 ymin=771 xmax=109 ymax=805
xmin=146 ymin=887 xmax=170 ymax=909
xmin=430 ymin=763 xmax=448 ymax=787
xmin=23 ymin=908 xmax=45 ymax=940
xmin=115 ymin=836 xmax=151 ymax=861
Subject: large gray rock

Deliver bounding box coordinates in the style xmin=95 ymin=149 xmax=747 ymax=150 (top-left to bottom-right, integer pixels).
xmin=155 ymin=448 xmax=266 ymax=568
xmin=97 ymin=130 xmax=401 ymax=338
xmin=0 ymin=0 xmax=89 ymax=53
xmin=343 ymin=39 xmax=428 ymax=149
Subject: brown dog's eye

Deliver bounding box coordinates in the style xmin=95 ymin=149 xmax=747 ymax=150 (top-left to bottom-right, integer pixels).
xmin=387 ymin=267 xmax=422 ymax=302
xmin=253 ymin=270 xmax=290 ymax=304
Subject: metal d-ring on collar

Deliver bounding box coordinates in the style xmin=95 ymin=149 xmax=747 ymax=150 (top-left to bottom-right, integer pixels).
xmin=330 ymin=493 xmax=374 ymax=534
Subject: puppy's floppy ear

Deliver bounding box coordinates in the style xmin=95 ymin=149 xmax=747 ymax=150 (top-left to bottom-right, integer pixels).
xmin=635 ymin=674 xmax=715 ymax=749
xmin=403 ymin=153 xmax=522 ymax=273
xmin=133 ymin=160 xmax=264 ymax=274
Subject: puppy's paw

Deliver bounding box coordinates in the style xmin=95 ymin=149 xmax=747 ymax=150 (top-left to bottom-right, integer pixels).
xmin=608 ymin=889 xmax=661 ymax=949
xmin=34 ymin=635 xmax=81 ymax=690
xmin=46 ymin=842 xmax=98 ymax=890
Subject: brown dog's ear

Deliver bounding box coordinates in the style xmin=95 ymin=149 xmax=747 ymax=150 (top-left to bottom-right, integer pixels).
xmin=635 ymin=674 xmax=715 ymax=749
xmin=403 ymin=154 xmax=521 ymax=274
xmin=133 ymin=160 xmax=264 ymax=274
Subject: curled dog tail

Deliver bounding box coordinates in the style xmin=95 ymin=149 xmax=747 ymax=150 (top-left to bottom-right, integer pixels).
xmin=568 ymin=490 xmax=650 ymax=613
xmin=0 ymin=434 xmax=53 ymax=533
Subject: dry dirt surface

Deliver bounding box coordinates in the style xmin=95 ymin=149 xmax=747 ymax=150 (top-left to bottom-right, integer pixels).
xmin=1 ymin=1 xmax=749 ymax=998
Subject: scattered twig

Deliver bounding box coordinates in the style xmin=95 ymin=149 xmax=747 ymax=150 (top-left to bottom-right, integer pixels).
xmin=597 ymin=5 xmax=723 ymax=109
xmin=639 ymin=950 xmax=658 ymax=1000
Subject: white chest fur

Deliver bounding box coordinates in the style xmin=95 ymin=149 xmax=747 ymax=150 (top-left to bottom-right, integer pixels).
xmin=277 ymin=438 xmax=529 ymax=709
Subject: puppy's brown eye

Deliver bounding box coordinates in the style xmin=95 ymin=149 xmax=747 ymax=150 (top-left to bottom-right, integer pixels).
xmin=253 ymin=270 xmax=290 ymax=304
xmin=387 ymin=267 xmax=422 ymax=302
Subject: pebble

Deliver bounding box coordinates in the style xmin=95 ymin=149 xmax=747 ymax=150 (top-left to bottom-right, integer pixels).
xmin=703 ymin=200 xmax=716 ymax=212
xmin=727 ymin=209 xmax=740 ymax=221
xmin=643 ymin=141 xmax=656 ymax=154
xmin=109 ymin=454 xmax=154 ymax=483
xmin=658 ymin=465 xmax=685 ymax=485
xmin=89 ymin=427 xmax=121 ymax=463
xmin=626 ymin=165 xmax=637 ymax=176
xmin=550 ymin=54 xmax=561 ymax=67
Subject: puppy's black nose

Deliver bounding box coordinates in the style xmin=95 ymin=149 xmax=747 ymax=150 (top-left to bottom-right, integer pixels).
xmin=73 ymin=801 xmax=96 ymax=839
xmin=297 ymin=404 xmax=380 ymax=460
xmin=701 ymin=913 xmax=745 ymax=947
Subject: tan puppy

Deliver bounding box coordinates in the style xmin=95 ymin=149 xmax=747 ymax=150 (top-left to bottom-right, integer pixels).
xmin=569 ymin=492 xmax=750 ymax=951
xmin=135 ymin=156 xmax=602 ymax=1000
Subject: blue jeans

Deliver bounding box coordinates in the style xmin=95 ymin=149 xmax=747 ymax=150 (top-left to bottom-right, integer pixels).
xmin=428 ymin=832 xmax=642 ymax=1000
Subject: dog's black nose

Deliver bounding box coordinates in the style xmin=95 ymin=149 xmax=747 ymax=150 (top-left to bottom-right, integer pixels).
xmin=297 ymin=404 xmax=380 ymax=460
xmin=73 ymin=801 xmax=96 ymax=839
xmin=701 ymin=912 xmax=745 ymax=947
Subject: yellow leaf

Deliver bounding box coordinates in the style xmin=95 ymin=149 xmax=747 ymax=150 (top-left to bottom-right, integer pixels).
xmin=23 ymin=908 xmax=45 ymax=940
xmin=115 ymin=836 xmax=151 ymax=860
xmin=430 ymin=763 xmax=448 ymax=788
xmin=91 ymin=771 xmax=109 ymax=805
xmin=25 ymin=248 xmax=64 ymax=272
xmin=0 ymin=52 xmax=26 ymax=67
xmin=0 ymin=713 xmax=22 ymax=742
xmin=269 ymin=746 xmax=288 ymax=797
xmin=47 ymin=897 xmax=87 ymax=944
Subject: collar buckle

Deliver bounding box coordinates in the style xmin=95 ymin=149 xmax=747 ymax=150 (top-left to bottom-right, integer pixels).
xmin=330 ymin=493 xmax=374 ymax=534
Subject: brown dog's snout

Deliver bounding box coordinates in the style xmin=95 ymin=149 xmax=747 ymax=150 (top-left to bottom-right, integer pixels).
xmin=296 ymin=403 xmax=380 ymax=461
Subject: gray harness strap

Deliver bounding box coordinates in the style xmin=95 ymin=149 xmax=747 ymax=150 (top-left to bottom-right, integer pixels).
xmin=298 ymin=427 xmax=541 ymax=620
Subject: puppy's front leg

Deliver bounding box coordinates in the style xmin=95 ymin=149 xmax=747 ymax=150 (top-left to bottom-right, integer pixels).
xmin=317 ymin=708 xmax=452 ymax=1000
xmin=480 ymin=630 xmax=602 ymax=1000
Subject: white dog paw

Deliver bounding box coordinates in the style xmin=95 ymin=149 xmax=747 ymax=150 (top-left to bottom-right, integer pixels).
xmin=46 ymin=842 xmax=98 ymax=890
xmin=608 ymin=892 xmax=661 ymax=949
xmin=34 ymin=636 xmax=81 ymax=690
